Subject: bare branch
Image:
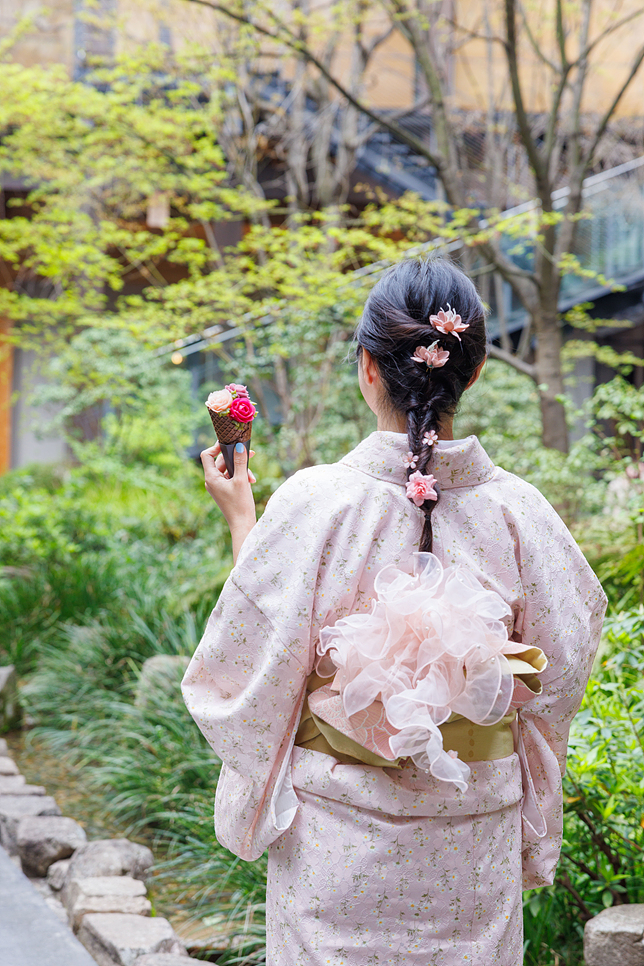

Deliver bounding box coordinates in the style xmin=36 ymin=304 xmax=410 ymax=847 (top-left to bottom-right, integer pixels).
xmin=555 ymin=0 xmax=569 ymax=71
xmin=503 ymin=0 xmax=548 ymax=192
xmin=558 ymin=870 xmax=594 ymax=922
xmin=361 ymin=23 xmax=395 ymax=60
xmin=388 ymin=0 xmax=462 ymax=204
xmin=444 ymin=17 xmax=505 ymax=48
xmin=582 ymin=7 xmax=644 ymax=60
xmin=487 ymin=343 xmax=536 ymax=379
xmin=386 ymin=94 xmax=431 ymax=120
xmin=178 ymin=0 xmax=447 ymax=177
xmin=584 ymin=39 xmax=644 ymax=168
xmin=518 ymin=5 xmax=558 ymax=72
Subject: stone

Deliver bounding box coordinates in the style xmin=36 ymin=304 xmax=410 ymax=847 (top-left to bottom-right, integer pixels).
xmin=0 ymin=774 xmax=45 ymax=795
xmin=64 ymin=875 xmax=151 ymax=930
xmin=65 ymin=875 xmax=148 ymax=908
xmin=0 ymin=736 xmax=8 ymax=753
xmin=0 ymin=755 xmax=19 ymax=774
xmin=134 ymin=655 xmax=190 ymax=710
xmin=78 ymin=913 xmax=187 ymax=966
xmin=0 ymin=794 xmax=61 ymax=854
xmin=0 ymin=664 xmax=21 ymax=731
xmin=174 ymin=917 xmax=235 ymax=954
xmin=135 ymin=956 xmax=196 ymax=965
xmin=67 ymin=838 xmax=154 ymax=882
xmin=17 ymin=814 xmax=87 ymax=876
xmin=48 ymin=857 xmax=71 ymax=891
xmin=584 ymin=905 xmax=644 ymax=966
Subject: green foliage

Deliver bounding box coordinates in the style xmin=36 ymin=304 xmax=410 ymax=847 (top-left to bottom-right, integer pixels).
xmin=40 ymin=328 xmax=199 ymax=464
xmin=225 ymin=303 xmax=374 ymax=475
xmin=0 ymin=484 xmax=103 ymax=567
xmin=455 ymin=360 xmax=608 ymax=520
xmin=592 ymin=376 xmax=644 ymax=459
xmin=523 ymin=609 xmax=644 ymax=966
xmin=0 ymin=49 xmax=263 ymax=345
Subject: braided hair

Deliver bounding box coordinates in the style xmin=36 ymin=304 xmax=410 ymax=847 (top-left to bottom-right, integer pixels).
xmin=355 ymin=257 xmax=487 ymax=552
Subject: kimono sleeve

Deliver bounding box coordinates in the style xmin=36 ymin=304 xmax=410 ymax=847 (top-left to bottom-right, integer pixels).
xmin=510 ymin=487 xmax=607 ymax=889
xmin=181 ymin=465 xmax=371 ymax=861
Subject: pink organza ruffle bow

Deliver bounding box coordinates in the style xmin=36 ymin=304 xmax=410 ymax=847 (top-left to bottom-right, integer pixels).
xmin=316 ymin=553 xmax=546 ymax=792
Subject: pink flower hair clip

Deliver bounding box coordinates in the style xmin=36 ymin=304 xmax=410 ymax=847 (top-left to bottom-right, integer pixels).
xmin=411 ymin=340 xmax=450 ymax=369
xmin=402 ymin=451 xmax=418 ymax=469
xmin=406 ymin=470 xmax=438 ymax=506
xmin=430 ymin=304 xmax=469 ymax=342
xmin=423 ymin=430 xmax=439 ymax=447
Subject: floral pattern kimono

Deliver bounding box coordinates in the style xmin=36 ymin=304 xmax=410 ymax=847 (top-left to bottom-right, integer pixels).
xmin=182 ymin=432 xmax=606 ymax=966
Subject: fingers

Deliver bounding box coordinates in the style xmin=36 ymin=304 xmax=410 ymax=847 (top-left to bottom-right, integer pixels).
xmin=201 ymin=441 xmax=257 ymax=495
xmin=200 ymin=441 xmax=221 ymax=471
xmin=233 ymin=441 xmax=248 ymax=471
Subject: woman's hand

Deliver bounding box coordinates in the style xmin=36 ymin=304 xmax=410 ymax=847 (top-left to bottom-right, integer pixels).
xmin=200 ymin=441 xmax=257 ymax=563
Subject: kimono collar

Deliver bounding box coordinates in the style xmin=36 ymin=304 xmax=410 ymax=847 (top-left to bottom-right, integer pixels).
xmin=341 ymin=431 xmax=497 ymax=490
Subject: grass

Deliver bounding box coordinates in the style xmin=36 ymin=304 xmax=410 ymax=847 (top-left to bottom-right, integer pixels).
xmin=2 ymin=442 xmax=642 ymax=965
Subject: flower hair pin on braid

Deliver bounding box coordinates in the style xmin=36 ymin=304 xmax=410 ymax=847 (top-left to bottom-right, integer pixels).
xmin=406 ymin=471 xmax=438 ymax=507
xmin=423 ymin=430 xmax=439 ymax=447
xmin=430 ymin=304 xmax=469 ymax=342
xmin=402 ymin=451 xmax=419 ymax=469
xmin=411 ymin=340 xmax=450 ymax=369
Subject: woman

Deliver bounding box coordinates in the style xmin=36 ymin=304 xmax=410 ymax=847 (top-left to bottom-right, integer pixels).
xmin=182 ymin=258 xmax=606 ymax=965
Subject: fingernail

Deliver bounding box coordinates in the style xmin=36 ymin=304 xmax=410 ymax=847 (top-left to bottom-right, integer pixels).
xmin=235 ymin=442 xmax=245 ymax=453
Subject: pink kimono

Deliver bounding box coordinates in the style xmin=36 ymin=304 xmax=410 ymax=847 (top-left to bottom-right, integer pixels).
xmin=182 ymin=432 xmax=606 ymax=965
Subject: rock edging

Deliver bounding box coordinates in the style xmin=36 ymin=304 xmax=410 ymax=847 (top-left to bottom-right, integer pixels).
xmin=0 ymin=731 xmax=201 ymax=966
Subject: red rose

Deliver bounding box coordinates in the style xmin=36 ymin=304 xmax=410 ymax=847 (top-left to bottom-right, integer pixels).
xmin=229 ymin=396 xmax=256 ymax=423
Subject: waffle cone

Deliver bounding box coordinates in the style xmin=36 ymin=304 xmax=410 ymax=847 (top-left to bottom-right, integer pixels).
xmin=208 ymin=409 xmax=253 ymax=444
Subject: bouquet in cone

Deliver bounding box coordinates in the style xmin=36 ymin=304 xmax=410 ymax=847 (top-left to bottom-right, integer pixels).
xmin=205 ymin=384 xmax=258 ymax=477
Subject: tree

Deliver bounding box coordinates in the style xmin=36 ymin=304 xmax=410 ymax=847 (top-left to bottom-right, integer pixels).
xmin=0 ymin=50 xmax=451 ymax=473
xmin=0 ymin=47 xmax=264 ymax=349
xmin=179 ymin=0 xmax=644 ymax=451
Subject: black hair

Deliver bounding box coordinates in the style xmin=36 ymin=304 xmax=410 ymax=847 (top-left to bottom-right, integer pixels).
xmin=355 ymin=257 xmax=487 ymax=552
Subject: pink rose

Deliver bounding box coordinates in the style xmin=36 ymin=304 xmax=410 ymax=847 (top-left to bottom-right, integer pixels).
xmin=405 ymin=471 xmax=438 ymax=506
xmin=229 ymin=396 xmax=257 ymax=423
xmin=429 ymin=304 xmax=470 ymax=342
xmin=205 ymin=389 xmax=233 ymax=413
xmin=225 ymin=383 xmax=250 ymax=398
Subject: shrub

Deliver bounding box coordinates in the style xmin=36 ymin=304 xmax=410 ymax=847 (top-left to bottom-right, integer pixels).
xmin=523 ymin=608 xmax=644 ymax=966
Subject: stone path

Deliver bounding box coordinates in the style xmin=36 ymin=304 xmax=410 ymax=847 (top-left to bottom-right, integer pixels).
xmin=0 ymin=843 xmax=98 ymax=966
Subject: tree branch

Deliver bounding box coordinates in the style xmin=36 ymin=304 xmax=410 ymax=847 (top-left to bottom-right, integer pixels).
xmin=487 ymin=342 xmax=536 ymax=379
xmin=555 ymin=0 xmax=569 ymax=71
xmin=503 ymin=0 xmax=547 ymax=191
xmin=444 ymin=17 xmax=506 ymax=48
xmin=558 ymin=870 xmax=594 ymax=922
xmin=518 ymin=4 xmax=558 ymax=72
xmin=387 ymin=0 xmax=462 ymax=204
xmin=582 ymin=7 xmax=644 ymax=60
xmin=583 ymin=39 xmax=644 ymax=168
xmin=178 ymin=0 xmax=446 ymax=176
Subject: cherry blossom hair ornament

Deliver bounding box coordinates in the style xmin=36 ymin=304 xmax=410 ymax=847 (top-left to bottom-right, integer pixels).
xmin=355 ymin=257 xmax=487 ymax=552
xmin=411 ymin=340 xmax=450 ymax=369
xmin=430 ymin=304 xmax=470 ymax=342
